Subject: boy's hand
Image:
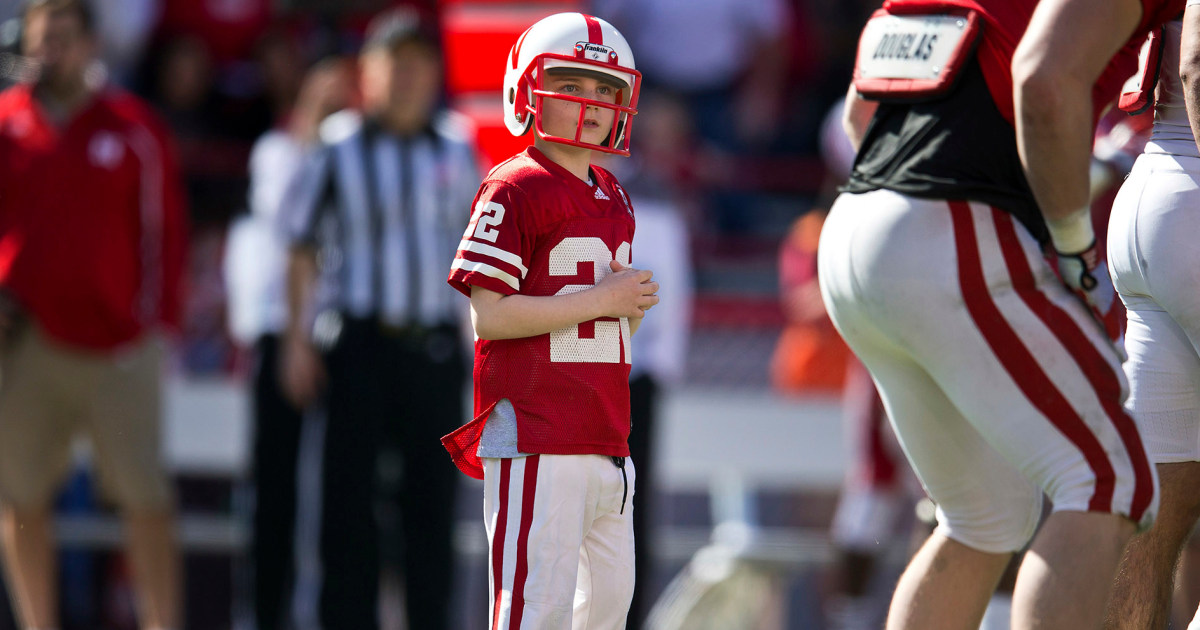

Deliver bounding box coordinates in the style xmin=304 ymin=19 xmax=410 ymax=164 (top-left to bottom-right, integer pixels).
xmin=598 ymin=259 xmax=659 ymax=319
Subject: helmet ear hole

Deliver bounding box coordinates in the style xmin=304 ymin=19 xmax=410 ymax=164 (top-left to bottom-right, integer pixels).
xmin=512 ymin=82 xmax=531 ymax=128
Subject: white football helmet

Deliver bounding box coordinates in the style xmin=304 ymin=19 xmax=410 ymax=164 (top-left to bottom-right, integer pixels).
xmin=503 ymin=12 xmax=640 ymax=156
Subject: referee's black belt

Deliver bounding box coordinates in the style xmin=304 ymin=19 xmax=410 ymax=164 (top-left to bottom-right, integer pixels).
xmin=344 ymin=315 xmax=457 ymax=341
xmin=376 ymin=320 xmax=450 ymax=340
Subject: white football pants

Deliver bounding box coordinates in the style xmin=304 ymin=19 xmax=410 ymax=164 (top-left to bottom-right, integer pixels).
xmin=819 ymin=189 xmax=1158 ymax=553
xmin=1109 ymin=152 xmax=1200 ymax=463
xmin=484 ymin=453 xmax=635 ymax=630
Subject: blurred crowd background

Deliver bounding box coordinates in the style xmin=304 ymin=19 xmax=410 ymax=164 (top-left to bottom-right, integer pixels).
xmin=0 ymin=0 xmax=885 ymax=383
xmin=0 ymin=0 xmax=947 ymax=628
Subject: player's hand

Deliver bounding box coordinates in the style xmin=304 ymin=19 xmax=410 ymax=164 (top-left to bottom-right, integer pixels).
xmin=1055 ymin=241 xmax=1119 ymax=339
xmin=597 ymin=260 xmax=659 ymax=319
xmin=280 ymin=333 xmax=327 ymax=409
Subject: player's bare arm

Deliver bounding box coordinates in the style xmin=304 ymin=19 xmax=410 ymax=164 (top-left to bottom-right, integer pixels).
xmin=1181 ymin=4 xmax=1200 ymax=154
xmin=470 ymin=266 xmax=658 ymax=341
xmin=842 ymin=84 xmax=878 ymax=152
xmin=1013 ymin=0 xmax=1142 ymax=232
xmin=1014 ymin=0 xmax=1142 ymax=322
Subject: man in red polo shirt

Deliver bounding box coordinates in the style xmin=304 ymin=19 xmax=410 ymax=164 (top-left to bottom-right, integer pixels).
xmin=0 ymin=1 xmax=186 ymax=629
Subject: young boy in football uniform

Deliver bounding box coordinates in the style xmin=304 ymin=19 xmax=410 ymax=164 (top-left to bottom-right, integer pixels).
xmin=442 ymin=12 xmax=656 ymax=629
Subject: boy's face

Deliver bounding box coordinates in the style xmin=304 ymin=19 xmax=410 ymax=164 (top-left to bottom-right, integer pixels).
xmin=539 ymin=71 xmax=621 ymax=148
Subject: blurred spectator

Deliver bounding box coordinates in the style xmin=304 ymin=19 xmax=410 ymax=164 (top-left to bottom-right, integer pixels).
xmin=253 ymin=24 xmax=308 ymax=123
xmin=91 ymin=0 xmax=158 ymax=85
xmin=156 ymin=0 xmax=271 ymax=69
xmin=285 ymin=0 xmax=434 ymax=19
xmin=279 ymin=9 xmax=479 ymax=629
xmin=601 ymin=92 xmax=695 ymax=630
xmin=0 ymin=1 xmax=186 ymax=628
xmin=224 ymin=55 xmax=351 ymax=630
xmin=0 ymin=0 xmax=157 ymax=87
xmin=593 ymin=0 xmax=792 ymax=235
xmin=593 ymin=0 xmax=790 ymax=151
xmin=149 ymin=35 xmax=216 ymax=137
xmin=183 ymin=227 xmax=236 ymax=373
xmin=142 ymin=32 xmax=258 ymax=233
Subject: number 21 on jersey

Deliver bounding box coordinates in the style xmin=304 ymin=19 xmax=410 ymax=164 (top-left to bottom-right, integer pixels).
xmin=549 ymin=237 xmax=632 ymax=364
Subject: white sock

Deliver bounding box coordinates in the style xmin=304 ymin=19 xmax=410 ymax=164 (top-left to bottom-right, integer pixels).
xmin=827 ymin=595 xmax=878 ymax=630
xmin=979 ymin=593 xmax=1012 ymax=630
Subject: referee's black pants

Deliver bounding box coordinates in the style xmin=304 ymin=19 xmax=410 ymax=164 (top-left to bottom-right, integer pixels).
xmin=250 ymin=334 xmax=305 ymax=630
xmin=626 ymin=374 xmax=660 ymax=630
xmin=319 ymin=317 xmax=464 ymax=630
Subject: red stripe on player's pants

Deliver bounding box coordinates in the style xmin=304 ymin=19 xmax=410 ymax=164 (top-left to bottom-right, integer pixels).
xmin=948 ymin=200 xmax=1115 ymax=512
xmin=491 ymin=459 xmax=511 ymax=630
xmin=509 ymin=455 xmax=540 ymax=630
xmin=990 ymin=210 xmax=1153 ymax=522
xmin=583 ymin=14 xmax=603 ymax=44
xmin=865 ymin=394 xmax=898 ymax=487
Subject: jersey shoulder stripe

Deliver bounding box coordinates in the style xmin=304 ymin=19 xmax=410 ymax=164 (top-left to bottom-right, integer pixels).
xmin=450 ymin=258 xmax=520 ymax=292
xmin=458 ymin=238 xmax=529 ymax=277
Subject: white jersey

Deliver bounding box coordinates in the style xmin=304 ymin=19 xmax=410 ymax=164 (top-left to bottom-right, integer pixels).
xmin=1146 ymin=20 xmax=1200 ymax=158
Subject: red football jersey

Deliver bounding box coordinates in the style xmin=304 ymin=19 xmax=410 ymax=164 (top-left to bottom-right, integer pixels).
xmin=443 ymin=146 xmax=636 ymax=479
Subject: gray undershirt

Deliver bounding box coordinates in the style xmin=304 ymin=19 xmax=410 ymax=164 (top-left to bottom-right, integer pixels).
xmin=476 ymin=398 xmax=531 ymax=459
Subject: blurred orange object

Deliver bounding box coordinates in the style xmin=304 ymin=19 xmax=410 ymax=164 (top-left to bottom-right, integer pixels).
xmin=770 ymin=211 xmax=851 ymax=393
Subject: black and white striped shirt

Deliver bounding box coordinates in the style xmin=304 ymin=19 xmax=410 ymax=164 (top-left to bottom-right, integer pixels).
xmin=283 ymin=110 xmax=482 ymax=328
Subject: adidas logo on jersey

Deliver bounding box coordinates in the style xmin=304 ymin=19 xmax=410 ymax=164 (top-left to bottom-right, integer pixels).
xmin=594 ymin=187 xmax=610 ymax=200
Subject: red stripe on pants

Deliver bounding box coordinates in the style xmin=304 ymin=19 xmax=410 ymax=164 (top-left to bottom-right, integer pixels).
xmin=865 ymin=395 xmax=898 ymax=487
xmin=990 ymin=210 xmax=1153 ymax=522
xmin=948 ymin=201 xmax=1115 ymax=512
xmin=509 ymin=455 xmax=540 ymax=630
xmin=491 ymin=459 xmax=512 ymax=630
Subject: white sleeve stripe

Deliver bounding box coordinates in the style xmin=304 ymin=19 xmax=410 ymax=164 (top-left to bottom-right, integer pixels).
xmin=451 ymin=258 xmax=520 ymax=292
xmin=458 ymin=239 xmax=529 ymax=277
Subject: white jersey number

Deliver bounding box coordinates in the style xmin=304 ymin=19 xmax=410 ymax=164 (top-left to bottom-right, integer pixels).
xmin=549 ymin=237 xmax=632 ymax=364
xmin=470 ymin=200 xmax=506 ymax=243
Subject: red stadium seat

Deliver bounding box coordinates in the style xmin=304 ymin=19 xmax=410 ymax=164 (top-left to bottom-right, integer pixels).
xmin=444 ymin=2 xmax=581 ymax=169
xmin=442 ymin=2 xmax=581 ymax=95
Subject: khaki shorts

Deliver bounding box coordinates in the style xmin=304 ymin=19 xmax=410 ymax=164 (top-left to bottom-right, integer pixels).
xmin=0 ymin=325 xmax=173 ymax=510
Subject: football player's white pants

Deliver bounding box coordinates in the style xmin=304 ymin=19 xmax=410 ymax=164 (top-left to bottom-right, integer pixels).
xmin=484 ymin=453 xmax=636 ymax=630
xmin=818 ymin=189 xmax=1158 ymax=553
xmin=1109 ymin=152 xmax=1200 ymax=464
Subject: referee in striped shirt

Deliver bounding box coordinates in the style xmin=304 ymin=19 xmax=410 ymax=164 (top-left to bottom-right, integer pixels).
xmin=279 ymin=10 xmax=481 ymax=630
